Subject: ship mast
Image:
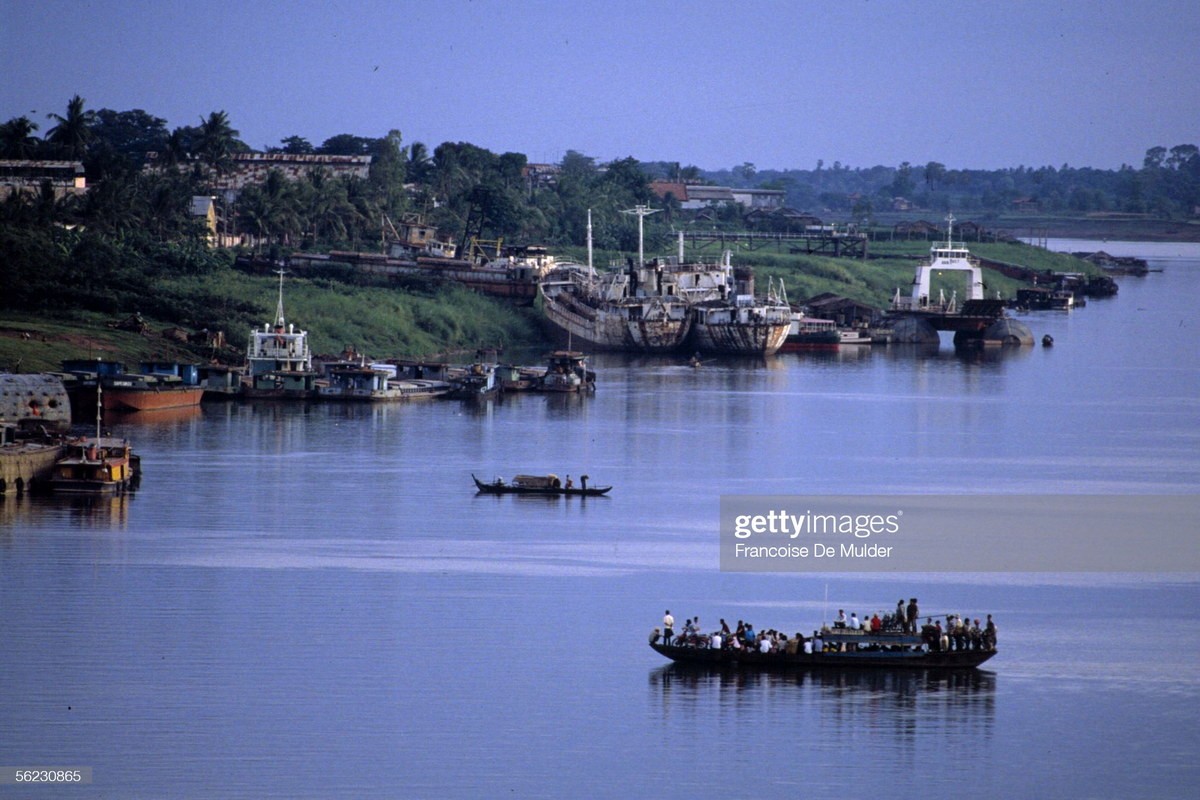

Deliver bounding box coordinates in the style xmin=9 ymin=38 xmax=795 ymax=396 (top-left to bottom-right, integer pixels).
xmin=587 ymin=208 xmax=594 ymax=276
xmin=274 ymin=268 xmax=287 ymax=327
xmin=620 ymin=205 xmax=660 ymax=268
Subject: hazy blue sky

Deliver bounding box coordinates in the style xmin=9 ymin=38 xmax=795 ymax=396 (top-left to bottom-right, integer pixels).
xmin=3 ymin=0 xmax=1197 ymax=171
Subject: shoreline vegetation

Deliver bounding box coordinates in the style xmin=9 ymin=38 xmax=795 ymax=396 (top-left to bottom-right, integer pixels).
xmin=3 ymin=98 xmax=1197 ymax=373
xmin=0 ymin=224 xmax=1162 ymax=375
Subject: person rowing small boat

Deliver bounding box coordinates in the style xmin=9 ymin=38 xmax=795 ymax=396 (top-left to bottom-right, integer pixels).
xmin=471 ymin=473 xmax=612 ymax=496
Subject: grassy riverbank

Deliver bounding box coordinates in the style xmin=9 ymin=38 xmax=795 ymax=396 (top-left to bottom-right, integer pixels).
xmin=0 ymin=236 xmax=1110 ymax=375
xmin=566 ymin=238 xmax=1101 ymax=310
xmin=0 ymin=272 xmax=544 ymax=374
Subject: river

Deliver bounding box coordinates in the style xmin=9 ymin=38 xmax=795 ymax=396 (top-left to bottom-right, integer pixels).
xmin=1 ymin=240 xmax=1197 ymax=798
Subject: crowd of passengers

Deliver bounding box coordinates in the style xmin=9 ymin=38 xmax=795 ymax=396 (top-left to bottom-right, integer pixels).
xmin=651 ymin=607 xmax=997 ymax=654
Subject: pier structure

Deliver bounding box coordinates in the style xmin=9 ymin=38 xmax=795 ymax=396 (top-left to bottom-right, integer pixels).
xmin=0 ymin=375 xmax=73 ymax=494
xmin=887 ymin=215 xmax=1029 ymax=346
xmin=0 ymin=424 xmax=63 ymax=494
xmin=679 ymin=228 xmax=868 ymax=259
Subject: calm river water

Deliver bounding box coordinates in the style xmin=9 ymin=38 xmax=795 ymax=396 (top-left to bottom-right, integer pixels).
xmin=2 ymin=240 xmax=1198 ymax=798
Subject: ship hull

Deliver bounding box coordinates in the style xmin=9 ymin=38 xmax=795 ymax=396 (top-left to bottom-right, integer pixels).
xmin=651 ymin=642 xmax=995 ymax=670
xmin=690 ymin=320 xmax=790 ymax=356
xmin=70 ymin=384 xmax=204 ymax=414
xmin=104 ymin=386 xmax=204 ymax=412
xmin=539 ymin=287 xmax=692 ymax=353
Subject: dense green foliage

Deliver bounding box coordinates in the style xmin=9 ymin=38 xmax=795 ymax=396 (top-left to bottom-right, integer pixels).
xmin=673 ymin=148 xmax=1200 ymax=220
xmin=0 ymin=96 xmax=1187 ymax=368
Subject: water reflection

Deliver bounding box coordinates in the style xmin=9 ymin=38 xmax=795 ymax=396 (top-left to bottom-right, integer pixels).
xmin=784 ymin=346 xmax=877 ymax=365
xmin=104 ymin=404 xmax=203 ymax=427
xmin=781 ymin=340 xmax=1037 ymax=369
xmin=0 ymin=491 xmax=132 ymax=531
xmin=651 ymin=662 xmax=995 ymax=698
xmin=650 ymin=664 xmax=996 ymax=740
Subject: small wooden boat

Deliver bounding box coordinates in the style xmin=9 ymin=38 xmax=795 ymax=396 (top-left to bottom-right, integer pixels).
xmin=534 ymin=351 xmax=595 ymax=393
xmin=50 ymin=436 xmax=138 ymax=494
xmin=472 ymin=473 xmax=612 ymax=496
xmin=780 ymin=314 xmax=840 ymax=351
xmin=50 ymin=380 xmax=140 ymax=494
xmin=651 ymin=629 xmax=995 ymax=671
xmin=446 ymin=364 xmax=500 ymax=400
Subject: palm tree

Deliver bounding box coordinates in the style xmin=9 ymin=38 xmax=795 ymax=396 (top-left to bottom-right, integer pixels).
xmin=341 ymin=176 xmax=380 ymax=249
xmin=158 ymin=128 xmax=192 ymax=169
xmin=236 ymin=185 xmax=271 ymax=251
xmin=302 ymin=168 xmax=358 ymax=245
xmin=45 ymin=95 xmax=96 ymax=159
xmin=197 ymin=111 xmax=239 ymax=174
xmin=407 ymin=141 xmax=433 ymax=185
xmin=0 ymin=182 xmax=31 ymax=223
xmin=0 ymin=116 xmax=41 ymax=159
xmin=84 ymin=171 xmax=140 ymax=233
xmin=236 ymin=169 xmax=301 ymax=250
xmin=432 ymin=143 xmax=471 ymax=204
xmin=135 ymin=172 xmax=193 ymax=238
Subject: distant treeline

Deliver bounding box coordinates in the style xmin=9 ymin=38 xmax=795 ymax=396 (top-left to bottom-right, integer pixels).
xmin=653 ymin=146 xmax=1200 ymax=221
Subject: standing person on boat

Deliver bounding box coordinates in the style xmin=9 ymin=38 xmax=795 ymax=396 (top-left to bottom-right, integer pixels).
xmin=985 ymin=614 xmax=998 ymax=650
xmin=663 ymin=610 xmax=675 ymax=644
xmin=906 ymin=598 xmax=919 ymax=633
xmin=921 ymin=618 xmax=937 ymax=648
xmin=565 ymin=475 xmax=574 ymax=489
xmin=896 ymin=599 xmax=906 ymax=631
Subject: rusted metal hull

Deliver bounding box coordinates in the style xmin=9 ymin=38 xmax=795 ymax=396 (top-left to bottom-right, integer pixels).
xmin=301 ymin=252 xmax=541 ymax=303
xmin=690 ymin=320 xmax=790 ymax=356
xmin=0 ymin=374 xmax=72 ymax=432
xmin=70 ymin=384 xmax=204 ymax=414
xmin=0 ymin=443 xmax=64 ymax=495
xmin=103 ymin=386 xmax=203 ymax=412
xmin=539 ymin=287 xmax=692 ymax=353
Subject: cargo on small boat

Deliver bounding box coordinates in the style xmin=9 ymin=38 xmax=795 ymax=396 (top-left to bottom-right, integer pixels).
xmin=50 ymin=436 xmax=138 ymax=494
xmin=472 ymin=473 xmax=612 ymax=496
xmin=535 ymin=351 xmax=595 ymax=393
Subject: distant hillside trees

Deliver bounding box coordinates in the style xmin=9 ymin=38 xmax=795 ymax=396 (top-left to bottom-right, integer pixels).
xmin=705 ymin=146 xmax=1200 ymax=218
